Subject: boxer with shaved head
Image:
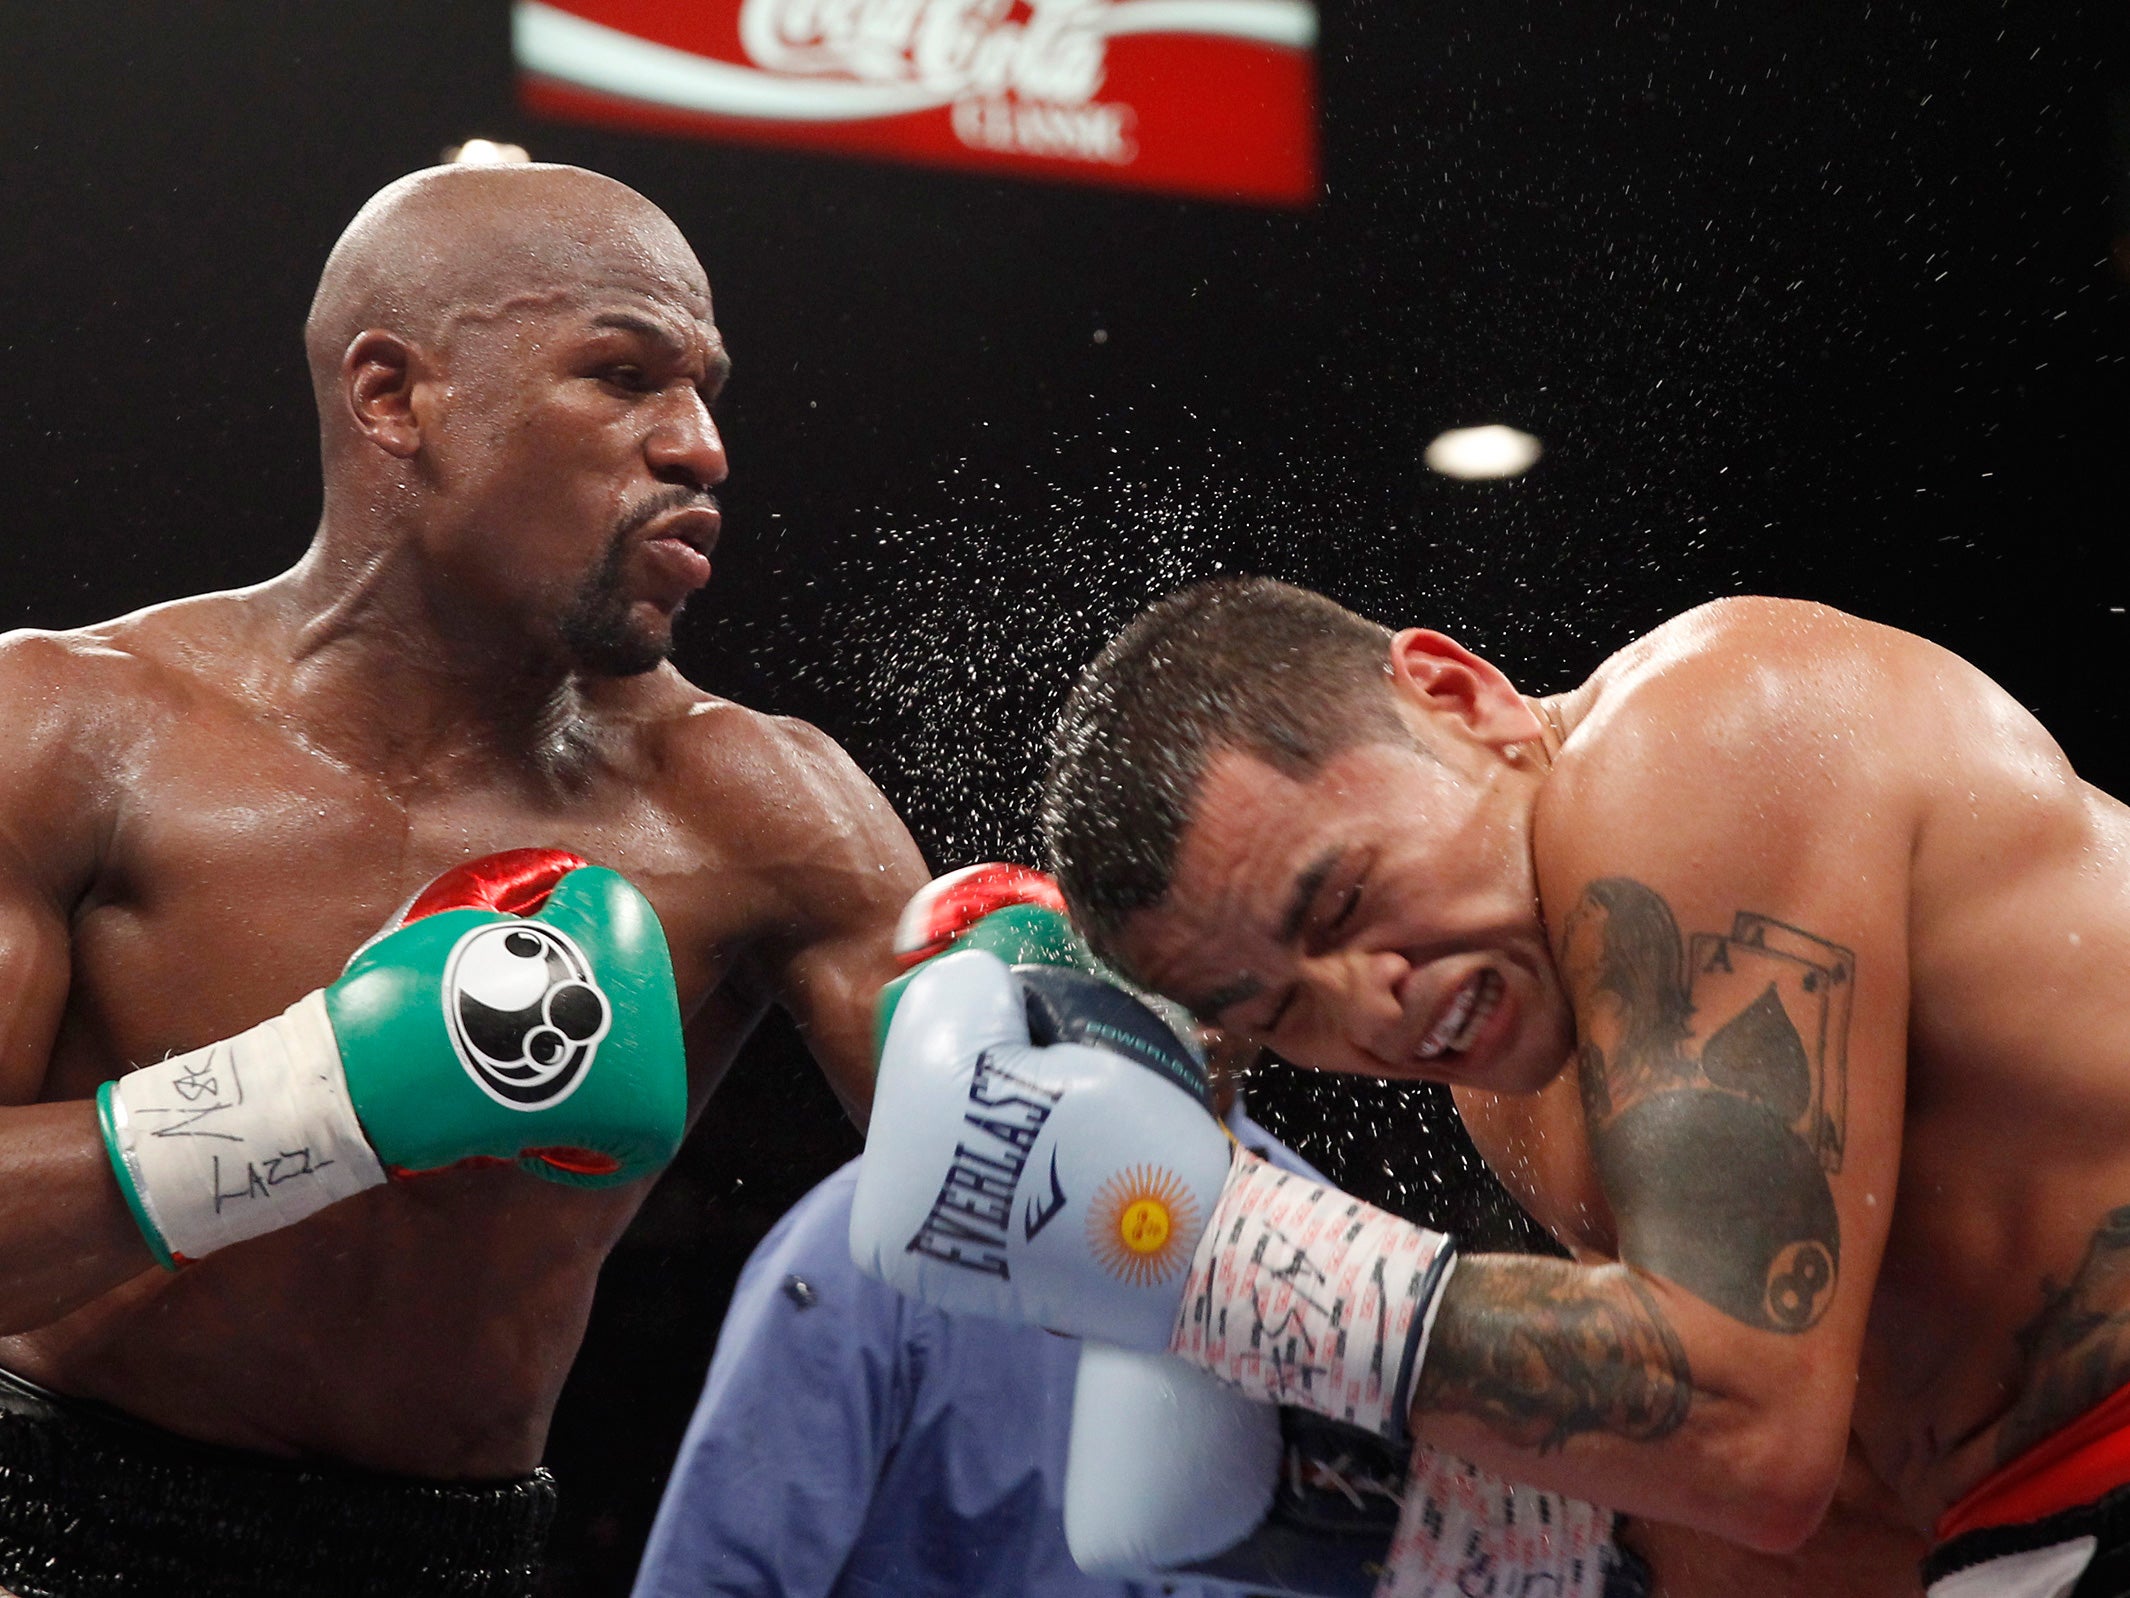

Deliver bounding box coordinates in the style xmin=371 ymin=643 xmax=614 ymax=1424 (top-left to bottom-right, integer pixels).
xmin=0 ymin=164 xmax=926 ymax=1596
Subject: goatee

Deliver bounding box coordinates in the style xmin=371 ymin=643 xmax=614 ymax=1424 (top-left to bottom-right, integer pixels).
xmin=558 ymin=527 xmax=674 ymax=677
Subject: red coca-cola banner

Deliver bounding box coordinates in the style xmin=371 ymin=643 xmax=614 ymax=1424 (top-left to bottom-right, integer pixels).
xmin=513 ymin=0 xmax=1318 ymax=207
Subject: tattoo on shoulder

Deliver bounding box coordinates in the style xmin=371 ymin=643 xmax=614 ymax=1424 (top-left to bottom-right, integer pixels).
xmin=1998 ymin=1206 xmax=2130 ymax=1465
xmin=1562 ymin=877 xmax=1853 ymax=1335
xmin=1421 ymin=1256 xmax=1694 ymax=1451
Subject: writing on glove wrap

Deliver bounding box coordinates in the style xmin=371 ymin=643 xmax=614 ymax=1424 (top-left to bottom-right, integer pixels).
xmin=100 ymin=848 xmax=686 ymax=1268
xmin=852 ymin=946 xmax=1455 ymax=1441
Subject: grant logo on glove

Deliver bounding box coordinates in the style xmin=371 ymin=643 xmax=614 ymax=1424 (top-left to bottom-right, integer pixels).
xmin=101 ymin=848 xmax=687 ymax=1270
xmin=443 ymin=919 xmax=613 ymax=1109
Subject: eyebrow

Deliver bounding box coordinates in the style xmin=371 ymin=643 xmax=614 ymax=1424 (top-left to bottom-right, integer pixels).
xmin=1187 ymin=847 xmax=1342 ymax=1023
xmin=1193 ymin=974 xmax=1263 ymax=1023
xmin=590 ymin=309 xmax=682 ymax=348
xmin=1277 ymin=848 xmax=1342 ymax=943
xmin=589 ymin=310 xmax=734 ymax=387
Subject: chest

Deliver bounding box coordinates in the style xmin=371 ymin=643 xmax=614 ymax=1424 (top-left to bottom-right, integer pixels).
xmin=56 ymin=713 xmax=762 ymax=1084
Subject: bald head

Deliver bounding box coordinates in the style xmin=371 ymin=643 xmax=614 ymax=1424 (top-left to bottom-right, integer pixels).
xmin=305 ymin=164 xmax=708 ymax=413
xmin=296 ymin=161 xmax=730 ymax=673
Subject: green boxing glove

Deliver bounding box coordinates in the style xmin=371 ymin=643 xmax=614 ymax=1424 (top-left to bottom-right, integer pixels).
xmin=99 ymin=848 xmax=687 ymax=1269
xmin=877 ymin=862 xmax=1094 ymax=1056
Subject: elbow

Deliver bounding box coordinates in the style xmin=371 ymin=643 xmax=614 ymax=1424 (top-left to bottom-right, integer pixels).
xmin=1727 ymin=1487 xmax=1835 ymax=1555
xmin=1709 ymin=1415 xmax=1847 ymax=1553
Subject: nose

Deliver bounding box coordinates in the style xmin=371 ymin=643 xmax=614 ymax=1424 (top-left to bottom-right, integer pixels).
xmin=1292 ymin=946 xmax=1412 ymax=1067
xmin=646 ymin=388 xmax=729 ymax=492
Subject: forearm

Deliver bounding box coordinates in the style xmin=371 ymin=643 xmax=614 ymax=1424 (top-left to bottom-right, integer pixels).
xmin=0 ymin=1100 xmax=159 ymax=1333
xmin=1413 ymin=1253 xmax=1837 ymax=1551
xmin=849 ymin=876 xmax=1856 ymax=1553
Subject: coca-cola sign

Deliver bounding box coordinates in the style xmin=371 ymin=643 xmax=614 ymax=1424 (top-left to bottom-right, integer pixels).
xmin=514 ymin=0 xmax=1317 ymax=206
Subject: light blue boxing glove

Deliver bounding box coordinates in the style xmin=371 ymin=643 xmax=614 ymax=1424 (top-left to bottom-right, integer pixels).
xmin=853 ymin=941 xmax=1462 ymax=1439
xmin=852 ymin=947 xmax=1232 ymax=1350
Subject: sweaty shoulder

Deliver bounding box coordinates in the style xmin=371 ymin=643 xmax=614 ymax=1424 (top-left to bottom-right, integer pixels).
xmin=649 ymin=697 xmax=906 ymax=854
xmin=0 ymin=623 xmax=186 ymax=900
xmin=1582 ymin=597 xmax=1937 ymax=743
xmin=1532 ymin=598 xmax=1962 ymax=923
xmin=0 ymin=619 xmax=184 ymax=740
xmin=1 ymin=593 xmax=266 ymax=715
xmin=1554 ymin=598 xmax=1959 ymax=810
xmin=0 ymin=593 xmax=335 ymax=899
xmin=645 ymin=695 xmax=927 ymax=943
xmin=1572 ymin=596 xmax=2059 ymax=807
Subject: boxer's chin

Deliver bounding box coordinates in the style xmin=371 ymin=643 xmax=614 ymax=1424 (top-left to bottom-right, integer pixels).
xmin=559 ymin=572 xmax=681 ymax=678
xmin=586 ymin=618 xmax=673 ymax=677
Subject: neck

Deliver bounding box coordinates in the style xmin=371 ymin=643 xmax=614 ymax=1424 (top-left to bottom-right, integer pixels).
xmin=260 ymin=527 xmax=608 ymax=782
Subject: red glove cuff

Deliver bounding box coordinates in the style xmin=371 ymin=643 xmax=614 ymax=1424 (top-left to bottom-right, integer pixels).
xmin=893 ymin=862 xmax=1067 ymax=968
xmin=399 ymin=847 xmax=591 ymax=926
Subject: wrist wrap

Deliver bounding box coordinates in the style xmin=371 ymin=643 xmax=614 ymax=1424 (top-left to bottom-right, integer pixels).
xmin=98 ymin=990 xmax=386 ymax=1268
xmin=1168 ymin=1151 xmax=1455 ymax=1439
xmin=1374 ymin=1446 xmax=1621 ymax=1598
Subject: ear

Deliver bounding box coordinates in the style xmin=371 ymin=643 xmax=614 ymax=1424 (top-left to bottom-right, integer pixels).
xmin=1386 ymin=628 xmax=1546 ymax=749
xmin=340 ymin=330 xmax=428 ymax=459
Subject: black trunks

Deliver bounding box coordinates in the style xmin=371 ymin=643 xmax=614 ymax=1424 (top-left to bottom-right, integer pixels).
xmin=1925 ymin=1481 xmax=2130 ymax=1598
xmin=0 ymin=1364 xmax=555 ymax=1597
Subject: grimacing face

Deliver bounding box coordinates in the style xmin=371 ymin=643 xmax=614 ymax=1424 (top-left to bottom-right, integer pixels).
xmin=416 ymin=256 xmax=731 ymax=676
xmin=1116 ymin=736 xmax=1578 ymax=1093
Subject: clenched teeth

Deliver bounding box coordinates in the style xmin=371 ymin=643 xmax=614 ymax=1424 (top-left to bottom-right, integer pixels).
xmin=1415 ymin=969 xmax=1504 ymax=1059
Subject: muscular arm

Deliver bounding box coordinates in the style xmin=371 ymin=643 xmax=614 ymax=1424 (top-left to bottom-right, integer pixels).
xmin=1420 ymin=883 xmax=1897 ymax=1547
xmin=1451 ymin=1069 xmax=1928 ymax=1596
xmin=0 ymin=634 xmax=161 ymax=1331
xmin=1413 ymin=613 xmax=1913 ymax=1550
xmin=746 ymin=720 xmax=929 ymax=1127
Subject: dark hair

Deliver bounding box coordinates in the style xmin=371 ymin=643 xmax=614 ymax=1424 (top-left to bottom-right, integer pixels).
xmin=1039 ymin=577 xmax=1409 ymax=964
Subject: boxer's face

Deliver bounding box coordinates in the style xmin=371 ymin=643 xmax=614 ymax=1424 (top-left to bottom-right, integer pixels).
xmin=1117 ymin=736 xmax=1576 ymax=1093
xmin=418 ymin=234 xmax=730 ymax=675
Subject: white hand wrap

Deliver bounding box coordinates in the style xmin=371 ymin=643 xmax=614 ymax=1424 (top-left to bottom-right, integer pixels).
xmin=1375 ymin=1447 xmax=1619 ymax=1598
xmin=1170 ymin=1151 xmax=1455 ymax=1438
xmin=101 ymin=991 xmax=386 ymax=1265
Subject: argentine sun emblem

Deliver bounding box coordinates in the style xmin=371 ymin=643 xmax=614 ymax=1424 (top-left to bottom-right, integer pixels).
xmin=1087 ymin=1164 xmax=1198 ymax=1286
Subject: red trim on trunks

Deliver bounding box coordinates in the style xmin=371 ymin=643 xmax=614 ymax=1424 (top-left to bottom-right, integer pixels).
xmin=1936 ymin=1382 xmax=2130 ymax=1544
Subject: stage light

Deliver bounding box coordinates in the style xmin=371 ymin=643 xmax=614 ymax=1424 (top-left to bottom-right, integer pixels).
xmin=446 ymin=138 xmax=532 ymax=165
xmin=1423 ymin=424 xmax=1543 ymax=480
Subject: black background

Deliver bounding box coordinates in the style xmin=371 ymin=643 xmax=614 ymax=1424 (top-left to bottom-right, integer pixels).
xmin=2 ymin=3 xmax=2126 ymax=1591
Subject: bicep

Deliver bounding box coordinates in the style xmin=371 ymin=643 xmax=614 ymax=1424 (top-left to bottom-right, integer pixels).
xmin=1452 ymin=1070 xmax=1613 ymax=1256
xmin=1415 ymin=859 xmax=1904 ymax=1535
xmin=0 ymin=635 xmax=119 ymax=1104
xmin=778 ymin=921 xmax=900 ymax=1126
xmin=0 ymin=877 xmax=73 ymax=1104
xmin=1545 ymin=742 xmax=1908 ymax=1424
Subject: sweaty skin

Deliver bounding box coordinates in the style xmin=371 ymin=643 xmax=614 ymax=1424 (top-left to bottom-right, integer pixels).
xmin=0 ymin=164 xmax=928 ymax=1477
xmin=1458 ymin=1067 xmax=1926 ymax=1595
xmin=1121 ymin=597 xmax=2130 ymax=1550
